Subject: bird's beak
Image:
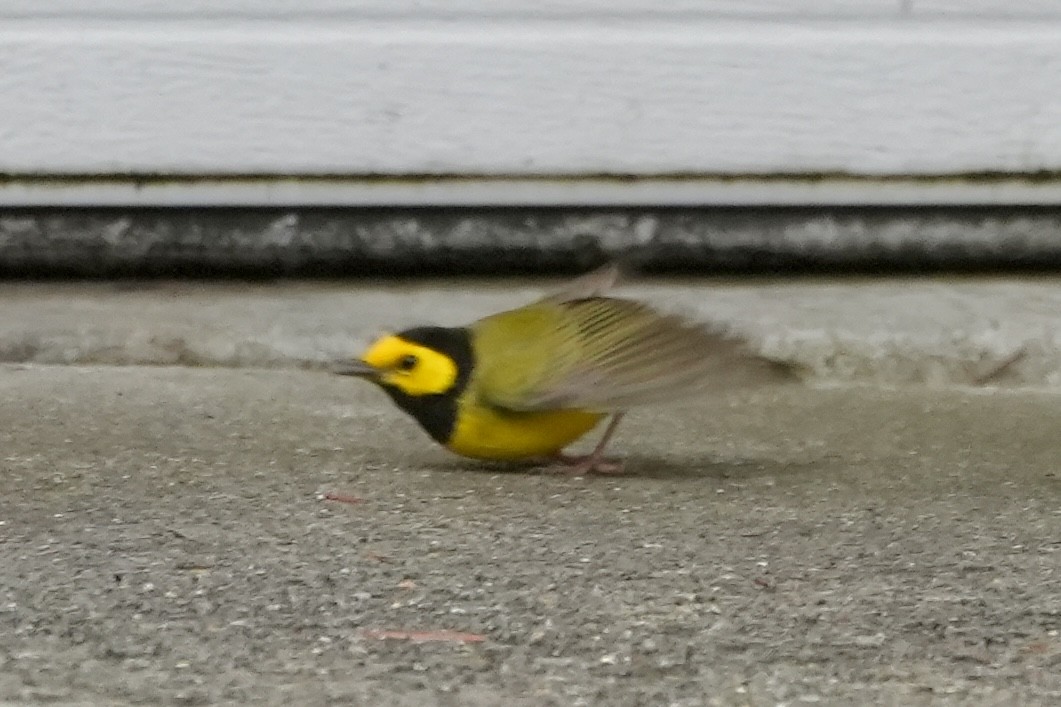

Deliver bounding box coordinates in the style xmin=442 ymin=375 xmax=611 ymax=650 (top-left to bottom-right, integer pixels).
xmin=331 ymin=359 xmax=380 ymax=378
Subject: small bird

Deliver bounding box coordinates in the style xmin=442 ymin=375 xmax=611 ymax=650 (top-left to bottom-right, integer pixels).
xmin=334 ymin=265 xmax=792 ymax=474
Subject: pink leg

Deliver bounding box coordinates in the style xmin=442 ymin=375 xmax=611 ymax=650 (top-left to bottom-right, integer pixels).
xmin=550 ymin=413 xmax=626 ymax=475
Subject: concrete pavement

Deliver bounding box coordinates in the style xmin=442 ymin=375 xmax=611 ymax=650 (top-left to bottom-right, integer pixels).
xmin=1 ymin=275 xmax=1060 ymax=705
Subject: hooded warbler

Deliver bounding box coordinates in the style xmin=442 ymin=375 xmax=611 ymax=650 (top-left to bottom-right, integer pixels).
xmin=334 ymin=266 xmax=790 ymax=474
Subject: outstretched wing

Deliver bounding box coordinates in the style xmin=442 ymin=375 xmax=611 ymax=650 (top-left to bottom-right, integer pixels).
xmin=536 ymin=263 xmax=623 ymax=304
xmin=473 ymin=297 xmax=795 ymax=413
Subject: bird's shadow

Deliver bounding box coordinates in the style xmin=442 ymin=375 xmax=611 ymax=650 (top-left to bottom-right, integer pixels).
xmin=425 ymin=452 xmax=830 ymax=482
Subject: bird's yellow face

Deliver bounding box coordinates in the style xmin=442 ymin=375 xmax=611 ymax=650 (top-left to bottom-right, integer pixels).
xmin=334 ymin=326 xmax=475 ymax=446
xmin=352 ymin=334 xmax=460 ymax=396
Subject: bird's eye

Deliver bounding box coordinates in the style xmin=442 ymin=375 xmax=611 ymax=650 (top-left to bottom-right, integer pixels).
xmin=398 ymin=354 xmax=418 ymax=371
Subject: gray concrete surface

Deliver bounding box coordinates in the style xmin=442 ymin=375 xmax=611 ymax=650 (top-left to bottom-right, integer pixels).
xmin=1 ymin=277 xmax=1061 ymax=705
xmin=4 ymin=208 xmax=1061 ymax=276
xmin=1 ymin=276 xmax=1059 ymax=387
xmin=1 ymin=366 xmax=1059 ymax=706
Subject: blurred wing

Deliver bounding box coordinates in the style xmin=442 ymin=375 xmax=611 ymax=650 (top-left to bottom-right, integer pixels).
xmin=536 ymin=263 xmax=623 ymax=304
xmin=476 ymin=297 xmax=795 ymax=413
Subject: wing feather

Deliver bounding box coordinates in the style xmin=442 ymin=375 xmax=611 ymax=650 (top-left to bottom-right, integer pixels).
xmin=474 ymin=297 xmax=794 ymax=413
xmin=536 ymin=263 xmax=622 ymax=304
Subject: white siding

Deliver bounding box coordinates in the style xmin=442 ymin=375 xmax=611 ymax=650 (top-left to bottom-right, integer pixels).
xmin=915 ymin=1 xmax=1061 ymax=17
xmin=5 ymin=1 xmax=1061 ymax=19
xmin=1 ymin=1 xmax=1060 ymax=200
xmin=0 ymin=2 xmax=901 ymax=20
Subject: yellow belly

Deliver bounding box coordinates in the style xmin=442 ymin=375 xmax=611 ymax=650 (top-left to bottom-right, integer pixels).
xmin=447 ymin=403 xmax=605 ymax=461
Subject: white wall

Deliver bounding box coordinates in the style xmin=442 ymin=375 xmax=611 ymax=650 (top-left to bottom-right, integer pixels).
xmin=1 ymin=1 xmax=1060 ymax=204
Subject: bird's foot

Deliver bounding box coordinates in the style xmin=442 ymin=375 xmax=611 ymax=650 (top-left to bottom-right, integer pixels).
xmin=549 ymin=452 xmax=626 ymax=476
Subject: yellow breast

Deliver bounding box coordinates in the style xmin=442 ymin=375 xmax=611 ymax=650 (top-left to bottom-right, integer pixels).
xmin=447 ymin=402 xmax=604 ymax=461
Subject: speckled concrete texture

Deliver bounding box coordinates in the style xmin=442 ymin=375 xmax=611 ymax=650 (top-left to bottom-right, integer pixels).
xmin=3 ymin=208 xmax=1061 ymax=276
xmin=2 ymin=276 xmax=1060 ymax=705
xmin=1 ymin=366 xmax=1059 ymax=706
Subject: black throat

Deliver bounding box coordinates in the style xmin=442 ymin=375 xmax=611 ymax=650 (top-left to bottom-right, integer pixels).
xmin=379 ymin=326 xmax=474 ymax=445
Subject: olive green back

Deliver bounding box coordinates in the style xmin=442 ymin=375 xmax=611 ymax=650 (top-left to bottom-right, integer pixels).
xmin=469 ymin=296 xmax=793 ymax=413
